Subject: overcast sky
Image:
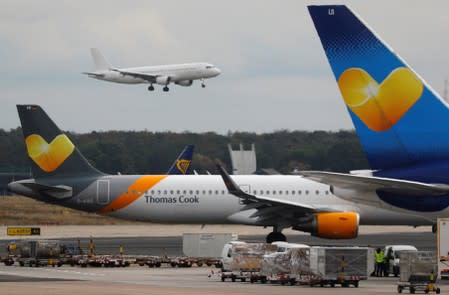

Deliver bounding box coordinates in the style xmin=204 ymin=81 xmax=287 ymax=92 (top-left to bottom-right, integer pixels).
xmin=1 ymin=1 xmax=448 ymax=134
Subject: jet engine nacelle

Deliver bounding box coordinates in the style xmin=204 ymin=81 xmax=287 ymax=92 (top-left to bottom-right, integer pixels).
xmin=175 ymin=80 xmax=193 ymax=87
xmin=293 ymin=212 xmax=359 ymax=239
xmin=155 ymin=76 xmax=171 ymax=85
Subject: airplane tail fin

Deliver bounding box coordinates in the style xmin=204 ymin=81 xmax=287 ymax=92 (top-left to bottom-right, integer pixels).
xmin=167 ymin=145 xmax=195 ymax=175
xmin=308 ymin=5 xmax=449 ymax=170
xmin=17 ymin=105 xmax=104 ymax=179
xmin=90 ymin=48 xmax=112 ymax=71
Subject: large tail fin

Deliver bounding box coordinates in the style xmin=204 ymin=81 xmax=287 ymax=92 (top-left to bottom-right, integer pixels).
xmin=308 ymin=5 xmax=449 ymax=170
xmin=90 ymin=48 xmax=112 ymax=71
xmin=17 ymin=105 xmax=103 ymax=179
xmin=167 ymin=145 xmax=194 ymax=175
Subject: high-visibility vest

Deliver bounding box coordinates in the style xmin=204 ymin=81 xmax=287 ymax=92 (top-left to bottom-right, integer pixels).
xmin=375 ymin=252 xmax=384 ymax=263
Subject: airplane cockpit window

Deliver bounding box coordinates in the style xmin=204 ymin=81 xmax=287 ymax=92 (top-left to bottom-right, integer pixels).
xmin=206 ymin=65 xmax=213 ymax=69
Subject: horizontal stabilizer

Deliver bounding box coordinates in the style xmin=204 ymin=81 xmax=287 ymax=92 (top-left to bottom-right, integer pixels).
xmin=20 ymin=182 xmax=73 ymax=199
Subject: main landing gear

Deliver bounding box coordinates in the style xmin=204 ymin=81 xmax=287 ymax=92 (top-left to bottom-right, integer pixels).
xmin=163 ymin=86 xmax=169 ymax=92
xmin=266 ymin=226 xmax=287 ymax=243
xmin=148 ymin=84 xmax=154 ymax=91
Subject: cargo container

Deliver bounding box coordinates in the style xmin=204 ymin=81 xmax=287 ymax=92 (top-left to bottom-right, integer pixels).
xmin=16 ymin=240 xmax=62 ymax=267
xmin=183 ymin=233 xmax=237 ymax=267
xmin=397 ymin=251 xmax=439 ymax=294
xmin=294 ymin=246 xmax=374 ymax=287
xmin=437 ymin=218 xmax=449 ymax=279
xmin=260 ymin=243 xmax=309 ymax=285
xmin=220 ymin=242 xmax=277 ymax=282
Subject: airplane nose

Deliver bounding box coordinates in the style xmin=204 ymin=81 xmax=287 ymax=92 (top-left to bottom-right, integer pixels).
xmin=214 ymin=68 xmax=221 ymax=76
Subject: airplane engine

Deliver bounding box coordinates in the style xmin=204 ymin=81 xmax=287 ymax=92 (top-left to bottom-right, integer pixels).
xmin=175 ymin=80 xmax=193 ymax=87
xmin=293 ymin=212 xmax=359 ymax=239
xmin=155 ymin=76 xmax=171 ymax=85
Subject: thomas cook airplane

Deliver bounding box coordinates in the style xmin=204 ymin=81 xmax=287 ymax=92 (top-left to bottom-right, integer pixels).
xmin=8 ymin=105 xmax=431 ymax=243
xmin=302 ymin=5 xmax=449 ymax=233
xmin=83 ymin=48 xmax=221 ymax=92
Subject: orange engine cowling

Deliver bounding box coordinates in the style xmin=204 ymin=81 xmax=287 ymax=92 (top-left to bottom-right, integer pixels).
xmin=293 ymin=212 xmax=359 ymax=239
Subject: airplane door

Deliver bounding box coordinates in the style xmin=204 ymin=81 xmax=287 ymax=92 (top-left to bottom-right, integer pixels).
xmin=97 ymin=180 xmax=110 ymax=205
xmin=238 ymin=184 xmax=251 ymax=205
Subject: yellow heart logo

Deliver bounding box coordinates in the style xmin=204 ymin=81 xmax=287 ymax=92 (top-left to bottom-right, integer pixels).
xmin=338 ymin=67 xmax=423 ymax=131
xmin=25 ymin=134 xmax=75 ymax=172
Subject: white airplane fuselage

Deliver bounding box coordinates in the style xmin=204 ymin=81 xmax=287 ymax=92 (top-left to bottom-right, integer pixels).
xmin=91 ymin=175 xmax=433 ymax=226
xmin=89 ymin=63 xmax=221 ymax=85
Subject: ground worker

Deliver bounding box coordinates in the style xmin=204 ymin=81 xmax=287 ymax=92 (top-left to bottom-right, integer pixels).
xmin=374 ymin=247 xmax=385 ymax=277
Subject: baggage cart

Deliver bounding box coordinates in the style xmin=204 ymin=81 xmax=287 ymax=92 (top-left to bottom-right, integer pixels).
xmin=397 ymin=251 xmax=440 ymax=294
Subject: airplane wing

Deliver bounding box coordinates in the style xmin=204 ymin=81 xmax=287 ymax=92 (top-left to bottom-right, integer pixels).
xmin=299 ymin=171 xmax=449 ymax=196
xmin=111 ymin=69 xmax=158 ymax=83
xmin=216 ymin=165 xmax=342 ymax=226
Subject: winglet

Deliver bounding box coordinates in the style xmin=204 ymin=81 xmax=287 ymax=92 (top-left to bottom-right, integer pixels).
xmin=216 ymin=164 xmax=245 ymax=197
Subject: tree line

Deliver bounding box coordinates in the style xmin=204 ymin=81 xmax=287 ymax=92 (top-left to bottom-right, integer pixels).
xmin=0 ymin=128 xmax=369 ymax=174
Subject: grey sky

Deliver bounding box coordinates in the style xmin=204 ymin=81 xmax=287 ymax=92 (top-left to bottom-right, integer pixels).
xmin=1 ymin=1 xmax=448 ymax=133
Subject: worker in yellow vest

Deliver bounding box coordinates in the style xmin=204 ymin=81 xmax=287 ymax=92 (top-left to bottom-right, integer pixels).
xmin=374 ymin=248 xmax=385 ymax=277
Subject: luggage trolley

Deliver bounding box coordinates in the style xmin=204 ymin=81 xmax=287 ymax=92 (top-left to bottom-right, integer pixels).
xmin=397 ymin=251 xmax=440 ymax=294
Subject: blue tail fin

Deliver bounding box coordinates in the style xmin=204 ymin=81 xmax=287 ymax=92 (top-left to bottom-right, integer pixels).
xmin=167 ymin=145 xmax=194 ymax=175
xmin=308 ymin=5 xmax=449 ymax=170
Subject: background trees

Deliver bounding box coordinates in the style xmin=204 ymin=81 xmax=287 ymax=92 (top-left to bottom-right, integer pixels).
xmin=0 ymin=128 xmax=368 ymax=174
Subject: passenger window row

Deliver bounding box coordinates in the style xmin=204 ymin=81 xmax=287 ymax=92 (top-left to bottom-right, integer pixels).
xmin=147 ymin=189 xmax=330 ymax=196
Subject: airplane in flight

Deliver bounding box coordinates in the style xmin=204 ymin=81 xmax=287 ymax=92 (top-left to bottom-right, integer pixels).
xmin=83 ymin=48 xmax=221 ymax=92
xmin=302 ymin=5 xmax=449 ymax=233
xmin=8 ymin=105 xmax=431 ymax=243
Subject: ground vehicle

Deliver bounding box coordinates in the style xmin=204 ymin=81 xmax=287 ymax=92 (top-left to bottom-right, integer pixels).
xmin=397 ymin=251 xmax=440 ymax=294
xmin=220 ymin=242 xmax=277 ymax=282
xmin=17 ymin=240 xmax=62 ymax=267
xmin=260 ymin=243 xmax=310 ymax=285
xmin=183 ymin=233 xmax=236 ymax=267
xmin=385 ymin=245 xmax=418 ymax=277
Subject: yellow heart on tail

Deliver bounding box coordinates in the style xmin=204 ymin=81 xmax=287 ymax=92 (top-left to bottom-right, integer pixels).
xmin=25 ymin=134 xmax=75 ymax=172
xmin=338 ymin=67 xmax=423 ymax=131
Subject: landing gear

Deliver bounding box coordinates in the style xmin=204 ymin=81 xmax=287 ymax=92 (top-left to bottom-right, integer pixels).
xmin=163 ymin=86 xmax=169 ymax=92
xmin=266 ymin=231 xmax=286 ymax=243
xmin=432 ymin=223 xmax=437 ymax=233
xmin=148 ymin=85 xmax=154 ymax=91
xmin=201 ymin=79 xmax=205 ymax=88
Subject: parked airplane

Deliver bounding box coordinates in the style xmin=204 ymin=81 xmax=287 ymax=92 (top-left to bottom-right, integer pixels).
xmin=167 ymin=145 xmax=194 ymax=175
xmin=8 ymin=105 xmax=431 ymax=243
xmin=303 ymin=5 xmax=449 ymax=232
xmin=83 ymin=48 xmax=221 ymax=92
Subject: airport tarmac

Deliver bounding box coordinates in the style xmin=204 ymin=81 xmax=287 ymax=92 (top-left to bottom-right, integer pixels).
xmin=0 ymin=229 xmax=436 ymax=257
xmin=0 ymin=264 xmax=446 ymax=295
xmin=0 ymin=225 xmax=437 ymax=294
